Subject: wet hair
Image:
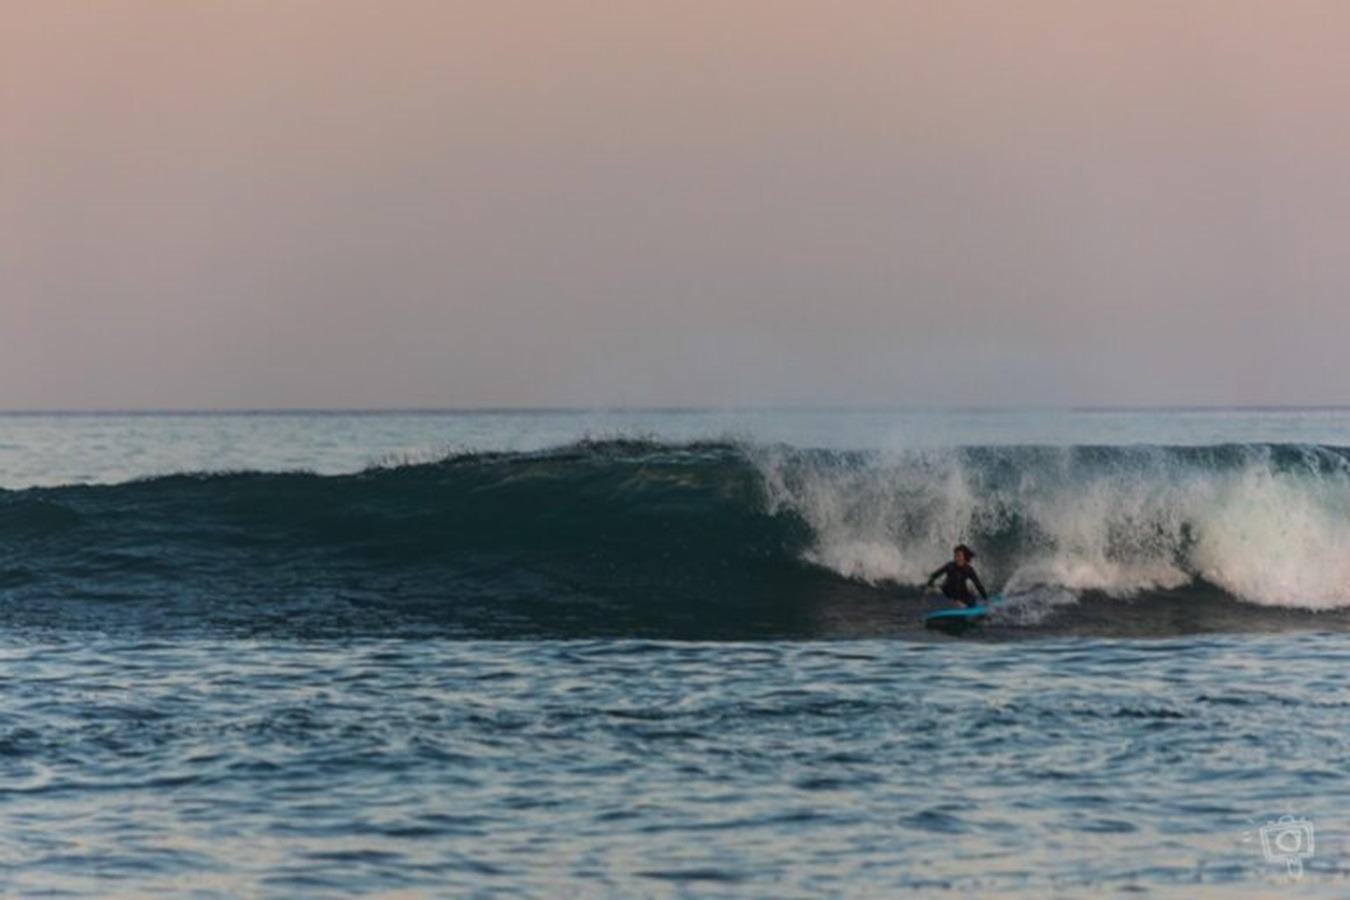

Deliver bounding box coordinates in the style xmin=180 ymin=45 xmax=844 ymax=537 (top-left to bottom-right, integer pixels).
xmin=953 ymin=543 xmax=975 ymax=561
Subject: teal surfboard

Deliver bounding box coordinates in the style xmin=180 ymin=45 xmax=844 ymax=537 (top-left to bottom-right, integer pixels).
xmin=923 ymin=595 xmax=1005 ymax=632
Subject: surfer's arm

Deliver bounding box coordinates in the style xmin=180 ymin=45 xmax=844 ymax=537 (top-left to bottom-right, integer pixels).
xmin=969 ymin=569 xmax=989 ymax=600
xmin=926 ymin=563 xmax=949 ymax=586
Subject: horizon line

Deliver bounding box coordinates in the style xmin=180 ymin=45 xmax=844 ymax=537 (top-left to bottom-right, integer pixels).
xmin=1 ymin=404 xmax=1349 ymax=416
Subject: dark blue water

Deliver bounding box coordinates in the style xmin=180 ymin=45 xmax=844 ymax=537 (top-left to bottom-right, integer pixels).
xmin=3 ymin=411 xmax=1349 ymax=894
xmin=3 ymin=638 xmax=1347 ymax=895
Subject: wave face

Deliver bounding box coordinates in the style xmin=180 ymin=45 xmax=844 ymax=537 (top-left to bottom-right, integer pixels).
xmin=3 ymin=440 xmax=1350 ymax=638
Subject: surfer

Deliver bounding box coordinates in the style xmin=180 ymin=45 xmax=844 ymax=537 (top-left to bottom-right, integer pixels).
xmin=925 ymin=544 xmax=989 ymax=608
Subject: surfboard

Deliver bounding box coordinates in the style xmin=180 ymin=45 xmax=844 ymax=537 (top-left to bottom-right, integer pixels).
xmin=923 ymin=595 xmax=1005 ymax=632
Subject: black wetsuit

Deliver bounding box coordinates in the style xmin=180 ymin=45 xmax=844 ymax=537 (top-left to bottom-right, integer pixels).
xmin=927 ymin=562 xmax=988 ymax=607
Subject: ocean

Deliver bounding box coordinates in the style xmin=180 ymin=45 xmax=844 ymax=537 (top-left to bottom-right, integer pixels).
xmin=1 ymin=409 xmax=1347 ymax=895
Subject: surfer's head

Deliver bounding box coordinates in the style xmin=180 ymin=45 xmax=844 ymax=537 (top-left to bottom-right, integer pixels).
xmin=953 ymin=544 xmax=974 ymax=564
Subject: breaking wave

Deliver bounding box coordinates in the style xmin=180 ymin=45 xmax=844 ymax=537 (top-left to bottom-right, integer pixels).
xmin=756 ymin=442 xmax=1350 ymax=611
xmin=2 ymin=439 xmax=1348 ymax=638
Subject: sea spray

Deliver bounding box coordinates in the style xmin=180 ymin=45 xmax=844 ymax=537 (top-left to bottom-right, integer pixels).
xmin=755 ymin=442 xmax=1350 ymax=609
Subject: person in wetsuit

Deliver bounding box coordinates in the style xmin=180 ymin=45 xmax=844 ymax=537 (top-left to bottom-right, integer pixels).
xmin=926 ymin=544 xmax=988 ymax=608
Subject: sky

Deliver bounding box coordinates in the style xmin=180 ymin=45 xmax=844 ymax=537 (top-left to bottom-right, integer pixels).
xmin=3 ymin=1 xmax=1349 ymax=409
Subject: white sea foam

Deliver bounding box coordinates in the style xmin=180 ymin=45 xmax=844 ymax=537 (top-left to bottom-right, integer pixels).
xmin=754 ymin=444 xmax=1350 ymax=610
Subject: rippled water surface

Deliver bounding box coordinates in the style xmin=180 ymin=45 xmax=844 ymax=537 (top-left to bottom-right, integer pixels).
xmin=4 ymin=637 xmax=1348 ymax=896
xmin=4 ymin=409 xmax=1350 ymax=895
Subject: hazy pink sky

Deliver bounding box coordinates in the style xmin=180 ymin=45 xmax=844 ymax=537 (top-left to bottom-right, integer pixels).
xmin=4 ymin=1 xmax=1349 ymax=408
